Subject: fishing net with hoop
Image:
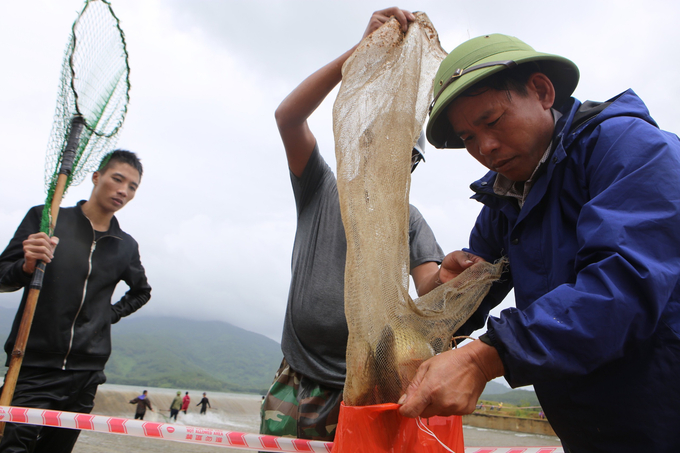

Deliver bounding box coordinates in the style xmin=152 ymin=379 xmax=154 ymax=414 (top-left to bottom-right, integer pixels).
xmin=41 ymin=0 xmax=130 ymax=233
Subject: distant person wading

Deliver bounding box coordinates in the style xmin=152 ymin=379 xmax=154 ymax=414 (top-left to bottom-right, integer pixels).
xmin=181 ymin=391 xmax=190 ymax=414
xmin=129 ymin=390 xmax=153 ymax=420
xmin=169 ymin=391 xmax=182 ymax=421
xmin=197 ymin=393 xmax=211 ymax=415
xmin=196 ymin=392 xmax=212 ymax=415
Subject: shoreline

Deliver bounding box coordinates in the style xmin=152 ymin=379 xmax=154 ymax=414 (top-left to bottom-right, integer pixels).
xmin=463 ymin=412 xmax=556 ymax=437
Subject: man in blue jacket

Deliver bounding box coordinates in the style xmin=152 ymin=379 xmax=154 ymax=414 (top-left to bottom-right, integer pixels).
xmin=398 ymin=34 xmax=680 ymax=452
xmin=0 ymin=150 xmax=151 ymax=453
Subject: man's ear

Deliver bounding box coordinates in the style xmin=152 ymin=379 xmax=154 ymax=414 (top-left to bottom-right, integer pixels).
xmin=528 ymin=72 xmax=556 ymax=109
xmin=92 ymin=170 xmax=100 ymax=186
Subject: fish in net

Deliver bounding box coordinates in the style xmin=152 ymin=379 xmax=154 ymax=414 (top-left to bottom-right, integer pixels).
xmin=333 ymin=12 xmax=506 ymax=407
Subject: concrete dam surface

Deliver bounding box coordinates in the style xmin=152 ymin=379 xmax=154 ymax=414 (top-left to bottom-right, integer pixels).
xmin=74 ymin=384 xmax=265 ymax=453
xmin=93 ymin=385 xmax=261 ymax=418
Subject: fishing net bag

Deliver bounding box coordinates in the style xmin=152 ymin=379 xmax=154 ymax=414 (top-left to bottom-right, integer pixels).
xmin=331 ymin=12 xmax=505 ymax=452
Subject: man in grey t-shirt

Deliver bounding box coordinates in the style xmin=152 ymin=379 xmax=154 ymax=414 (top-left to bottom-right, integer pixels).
xmin=259 ymin=7 xmax=447 ymax=442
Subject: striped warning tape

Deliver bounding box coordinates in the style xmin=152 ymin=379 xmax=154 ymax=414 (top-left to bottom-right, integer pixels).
xmin=0 ymin=406 xmax=563 ymax=453
xmin=0 ymin=406 xmax=330 ymax=452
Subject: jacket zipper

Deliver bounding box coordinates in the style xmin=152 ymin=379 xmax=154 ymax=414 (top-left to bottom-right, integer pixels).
xmin=62 ymin=240 xmax=97 ymax=370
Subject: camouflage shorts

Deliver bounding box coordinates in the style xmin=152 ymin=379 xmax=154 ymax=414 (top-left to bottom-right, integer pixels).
xmin=259 ymin=358 xmax=342 ymax=442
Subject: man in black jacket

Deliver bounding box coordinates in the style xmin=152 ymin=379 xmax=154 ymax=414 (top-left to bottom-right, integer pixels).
xmin=196 ymin=392 xmax=211 ymax=415
xmin=129 ymin=390 xmax=153 ymax=420
xmin=0 ymin=150 xmax=151 ymax=453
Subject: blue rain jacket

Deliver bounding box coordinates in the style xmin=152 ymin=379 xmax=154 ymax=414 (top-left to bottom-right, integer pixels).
xmin=459 ymin=90 xmax=680 ymax=452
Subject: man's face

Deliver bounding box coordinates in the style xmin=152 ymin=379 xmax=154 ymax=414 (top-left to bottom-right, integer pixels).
xmin=445 ymin=73 xmax=555 ymax=182
xmin=91 ymin=161 xmax=140 ymax=213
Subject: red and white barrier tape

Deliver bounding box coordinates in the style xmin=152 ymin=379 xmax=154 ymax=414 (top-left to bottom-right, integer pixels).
xmin=0 ymin=406 xmax=330 ymax=452
xmin=0 ymin=406 xmax=563 ymax=453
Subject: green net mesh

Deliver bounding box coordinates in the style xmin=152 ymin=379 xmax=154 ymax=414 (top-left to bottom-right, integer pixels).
xmin=41 ymin=0 xmax=130 ymax=233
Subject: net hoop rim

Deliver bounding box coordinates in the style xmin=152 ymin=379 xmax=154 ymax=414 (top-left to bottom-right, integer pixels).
xmin=68 ymin=0 xmax=130 ymax=138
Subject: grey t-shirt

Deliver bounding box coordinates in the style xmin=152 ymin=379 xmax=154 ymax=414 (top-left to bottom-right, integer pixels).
xmin=280 ymin=146 xmax=444 ymax=388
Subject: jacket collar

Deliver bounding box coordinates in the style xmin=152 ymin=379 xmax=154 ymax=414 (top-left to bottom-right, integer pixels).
xmin=469 ymin=89 xmax=656 ymax=224
xmin=76 ymin=200 xmax=123 ymax=239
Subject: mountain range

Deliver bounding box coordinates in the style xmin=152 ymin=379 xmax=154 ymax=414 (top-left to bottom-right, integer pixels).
xmin=0 ymin=307 xmax=282 ymax=394
xmin=0 ymin=306 xmax=539 ymax=404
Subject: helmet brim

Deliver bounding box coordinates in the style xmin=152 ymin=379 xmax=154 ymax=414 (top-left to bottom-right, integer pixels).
xmin=427 ymin=48 xmax=579 ymax=149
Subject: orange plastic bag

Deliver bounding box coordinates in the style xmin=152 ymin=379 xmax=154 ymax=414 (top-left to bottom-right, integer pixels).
xmin=331 ymin=402 xmax=464 ymax=453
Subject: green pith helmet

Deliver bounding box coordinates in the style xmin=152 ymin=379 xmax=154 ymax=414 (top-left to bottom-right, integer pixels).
xmin=426 ymin=34 xmax=580 ymax=149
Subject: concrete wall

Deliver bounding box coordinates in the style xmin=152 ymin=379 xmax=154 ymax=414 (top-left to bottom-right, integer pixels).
xmin=463 ymin=413 xmax=556 ymax=436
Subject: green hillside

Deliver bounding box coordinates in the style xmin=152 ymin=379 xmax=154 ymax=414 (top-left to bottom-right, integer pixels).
xmin=482 ymin=380 xmax=513 ymax=395
xmin=106 ymin=316 xmax=282 ymax=393
xmin=483 ymin=389 xmax=540 ymax=406
xmin=481 ymin=381 xmax=540 ymax=406
xmin=0 ymin=308 xmax=282 ymax=394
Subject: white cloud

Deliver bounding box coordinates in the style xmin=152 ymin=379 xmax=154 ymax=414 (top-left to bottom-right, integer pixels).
xmin=1 ymin=0 xmax=679 ymax=346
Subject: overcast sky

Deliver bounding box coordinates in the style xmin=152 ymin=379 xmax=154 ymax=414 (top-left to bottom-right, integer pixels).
xmin=1 ymin=0 xmax=679 ymax=344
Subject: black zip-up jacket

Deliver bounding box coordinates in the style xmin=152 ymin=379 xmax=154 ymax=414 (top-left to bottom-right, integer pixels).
xmin=0 ymin=201 xmax=151 ymax=370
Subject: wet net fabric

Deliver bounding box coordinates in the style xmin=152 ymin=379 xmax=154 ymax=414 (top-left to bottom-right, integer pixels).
xmin=41 ymin=0 xmax=130 ymax=233
xmin=333 ymin=13 xmax=505 ymax=407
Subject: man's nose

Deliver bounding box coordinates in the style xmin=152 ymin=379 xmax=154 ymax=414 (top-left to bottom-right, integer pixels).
xmin=478 ymin=134 xmax=499 ymax=156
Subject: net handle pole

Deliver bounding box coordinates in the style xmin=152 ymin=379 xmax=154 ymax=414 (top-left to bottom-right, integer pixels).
xmin=51 ymin=115 xmax=84 ymax=233
xmin=0 ymin=116 xmax=85 ymax=439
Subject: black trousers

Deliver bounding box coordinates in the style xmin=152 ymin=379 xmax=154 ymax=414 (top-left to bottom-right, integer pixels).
xmin=0 ymin=366 xmax=106 ymax=453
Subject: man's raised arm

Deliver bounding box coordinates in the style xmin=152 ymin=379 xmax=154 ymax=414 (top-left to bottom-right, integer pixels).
xmin=275 ymin=7 xmax=415 ymax=177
